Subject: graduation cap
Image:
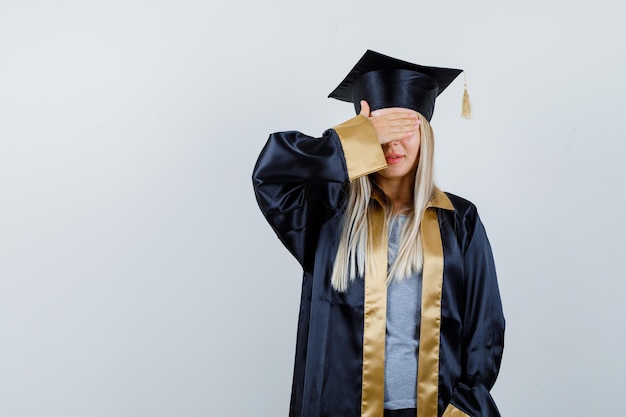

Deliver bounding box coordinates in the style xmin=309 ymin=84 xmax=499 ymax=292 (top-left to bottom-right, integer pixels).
xmin=328 ymin=50 xmax=470 ymax=121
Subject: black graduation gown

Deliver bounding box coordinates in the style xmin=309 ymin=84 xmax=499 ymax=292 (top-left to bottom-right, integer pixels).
xmin=252 ymin=115 xmax=505 ymax=417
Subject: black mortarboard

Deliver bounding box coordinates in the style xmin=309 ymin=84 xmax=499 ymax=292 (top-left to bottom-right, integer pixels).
xmin=328 ymin=50 xmax=464 ymax=121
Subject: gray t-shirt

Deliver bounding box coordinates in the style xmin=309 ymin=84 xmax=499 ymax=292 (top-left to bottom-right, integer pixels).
xmin=384 ymin=215 xmax=422 ymax=410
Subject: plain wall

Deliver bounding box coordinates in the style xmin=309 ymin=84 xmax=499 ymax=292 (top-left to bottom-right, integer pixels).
xmin=1 ymin=1 xmax=624 ymax=416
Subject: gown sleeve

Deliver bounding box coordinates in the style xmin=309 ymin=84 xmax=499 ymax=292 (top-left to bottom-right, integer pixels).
xmin=444 ymin=206 xmax=506 ymax=417
xmin=252 ymin=115 xmax=386 ymax=270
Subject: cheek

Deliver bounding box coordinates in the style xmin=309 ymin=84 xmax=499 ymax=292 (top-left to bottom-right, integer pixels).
xmin=402 ymin=137 xmax=421 ymax=160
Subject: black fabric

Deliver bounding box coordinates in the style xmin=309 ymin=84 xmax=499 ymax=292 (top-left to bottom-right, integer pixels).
xmin=328 ymin=50 xmax=462 ymax=121
xmin=351 ymin=69 xmax=439 ymax=120
xmin=252 ymin=127 xmax=505 ymax=417
xmin=384 ymin=408 xmax=417 ymax=417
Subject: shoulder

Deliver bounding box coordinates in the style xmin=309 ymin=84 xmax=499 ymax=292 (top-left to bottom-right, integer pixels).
xmin=443 ymin=191 xmax=479 ymax=219
xmin=440 ymin=191 xmax=487 ymax=248
xmin=439 ymin=191 xmax=498 ymax=256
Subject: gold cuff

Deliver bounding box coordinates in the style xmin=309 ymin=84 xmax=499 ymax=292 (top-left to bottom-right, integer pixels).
xmin=333 ymin=115 xmax=386 ymax=180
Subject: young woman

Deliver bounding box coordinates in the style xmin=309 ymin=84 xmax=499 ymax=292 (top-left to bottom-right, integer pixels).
xmin=253 ymin=50 xmax=505 ymax=417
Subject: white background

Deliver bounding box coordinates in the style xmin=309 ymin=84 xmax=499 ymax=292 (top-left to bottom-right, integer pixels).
xmin=1 ymin=1 xmax=624 ymax=416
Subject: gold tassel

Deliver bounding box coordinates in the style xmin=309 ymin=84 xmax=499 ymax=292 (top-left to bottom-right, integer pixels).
xmin=461 ymin=73 xmax=472 ymax=119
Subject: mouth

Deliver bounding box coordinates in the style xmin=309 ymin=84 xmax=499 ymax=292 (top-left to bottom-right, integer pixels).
xmin=385 ymin=153 xmax=404 ymax=164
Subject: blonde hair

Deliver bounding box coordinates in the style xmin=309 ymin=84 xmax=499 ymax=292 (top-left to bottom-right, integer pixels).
xmin=331 ymin=113 xmax=435 ymax=292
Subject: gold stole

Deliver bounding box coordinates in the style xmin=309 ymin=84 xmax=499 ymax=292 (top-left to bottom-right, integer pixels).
xmin=360 ymin=190 xmax=452 ymax=417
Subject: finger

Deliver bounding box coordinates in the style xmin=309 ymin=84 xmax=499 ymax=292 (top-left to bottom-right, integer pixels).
xmin=370 ymin=108 xmax=419 ymax=118
xmin=383 ymin=115 xmax=420 ymax=125
xmin=390 ymin=123 xmax=420 ymax=132
xmin=359 ymin=100 xmax=371 ymax=117
xmin=380 ymin=131 xmax=416 ymax=144
xmin=387 ymin=119 xmax=420 ymax=130
xmin=377 ymin=127 xmax=419 ymax=144
xmin=372 ymin=116 xmax=420 ymax=130
xmin=371 ymin=119 xmax=419 ymax=134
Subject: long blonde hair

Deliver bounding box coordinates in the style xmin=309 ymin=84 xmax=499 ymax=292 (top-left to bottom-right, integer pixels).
xmin=331 ymin=113 xmax=435 ymax=292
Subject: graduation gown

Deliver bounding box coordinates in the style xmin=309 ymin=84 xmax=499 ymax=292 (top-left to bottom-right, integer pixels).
xmin=252 ymin=115 xmax=505 ymax=417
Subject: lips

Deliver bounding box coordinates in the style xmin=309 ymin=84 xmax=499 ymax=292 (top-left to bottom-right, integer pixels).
xmin=385 ymin=153 xmax=404 ymax=164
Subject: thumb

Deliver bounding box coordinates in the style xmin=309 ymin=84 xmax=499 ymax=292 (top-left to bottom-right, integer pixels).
xmin=359 ymin=100 xmax=370 ymax=117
